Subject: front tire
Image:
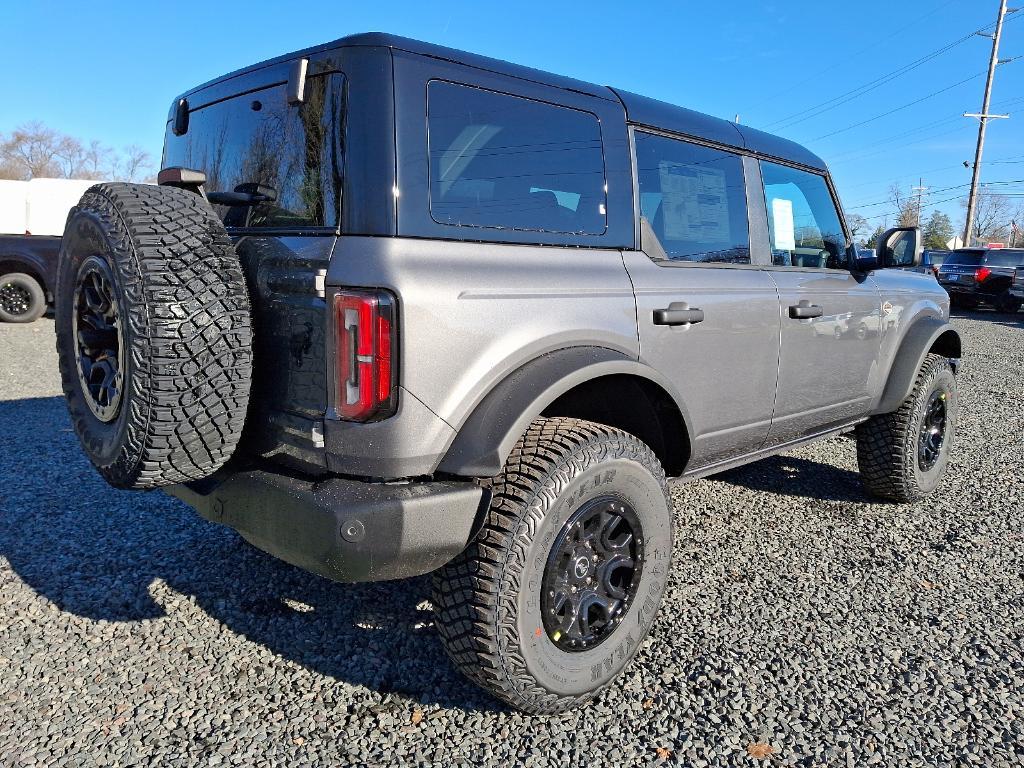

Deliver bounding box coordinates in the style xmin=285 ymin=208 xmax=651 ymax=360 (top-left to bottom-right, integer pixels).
xmin=856 ymin=354 xmax=957 ymax=502
xmin=433 ymin=417 xmax=673 ymax=714
xmin=0 ymin=272 xmax=46 ymax=323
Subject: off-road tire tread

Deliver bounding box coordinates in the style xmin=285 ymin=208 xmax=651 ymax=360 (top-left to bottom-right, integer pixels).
xmin=56 ymin=182 xmax=252 ymax=489
xmin=432 ymin=417 xmax=670 ymax=714
xmin=855 ymin=353 xmax=954 ymax=502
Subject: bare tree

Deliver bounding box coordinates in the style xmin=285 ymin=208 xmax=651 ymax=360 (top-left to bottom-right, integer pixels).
xmin=846 ymin=213 xmax=870 ymax=244
xmin=888 ymin=182 xmax=919 ymax=228
xmin=116 ymin=144 xmax=154 ymax=182
xmin=961 ymin=189 xmax=1014 ymax=244
xmin=0 ymin=122 xmax=154 ymax=182
xmin=0 ymin=122 xmax=66 ymax=179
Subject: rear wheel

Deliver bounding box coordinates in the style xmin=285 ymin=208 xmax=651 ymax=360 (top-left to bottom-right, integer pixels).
xmin=856 ymin=354 xmax=957 ymax=502
xmin=432 ymin=417 xmax=673 ymax=714
xmin=0 ymin=272 xmax=46 ymax=323
xmin=994 ymin=291 xmax=1022 ymax=313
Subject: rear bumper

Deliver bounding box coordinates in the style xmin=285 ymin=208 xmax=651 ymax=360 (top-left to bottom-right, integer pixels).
xmin=165 ymin=466 xmax=487 ymax=583
xmin=1010 ymin=286 xmax=1024 ymax=299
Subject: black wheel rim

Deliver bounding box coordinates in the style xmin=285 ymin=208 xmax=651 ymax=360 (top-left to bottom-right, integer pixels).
xmin=0 ymin=281 xmax=32 ymax=317
xmin=541 ymin=496 xmax=644 ymax=652
xmin=918 ymin=389 xmax=948 ymax=471
xmin=72 ymin=257 xmax=124 ymax=423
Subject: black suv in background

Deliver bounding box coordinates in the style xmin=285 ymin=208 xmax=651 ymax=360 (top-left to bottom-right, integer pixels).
xmin=937 ymin=247 xmax=1024 ymax=312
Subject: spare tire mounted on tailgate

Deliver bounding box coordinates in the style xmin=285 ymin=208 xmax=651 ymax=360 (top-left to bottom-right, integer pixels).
xmin=55 ymin=183 xmax=252 ymax=489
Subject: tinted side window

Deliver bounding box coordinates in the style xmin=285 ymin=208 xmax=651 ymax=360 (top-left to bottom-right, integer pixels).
xmin=427 ymin=81 xmax=606 ymax=234
xmin=162 ymin=74 xmax=343 ymax=229
xmin=635 ymin=132 xmax=750 ymax=263
xmin=761 ymin=161 xmax=848 ymax=269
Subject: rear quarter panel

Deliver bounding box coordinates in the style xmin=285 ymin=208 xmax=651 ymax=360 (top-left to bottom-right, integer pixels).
xmin=325 ymin=236 xmax=639 ymax=432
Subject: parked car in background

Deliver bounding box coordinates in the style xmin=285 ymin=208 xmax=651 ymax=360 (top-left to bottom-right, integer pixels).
xmin=937 ymin=247 xmax=1024 ymax=312
xmin=920 ymin=249 xmax=949 ymax=276
xmin=0 ymin=178 xmax=97 ymax=322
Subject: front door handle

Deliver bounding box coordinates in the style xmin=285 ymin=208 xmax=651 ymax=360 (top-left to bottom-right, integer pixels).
xmin=789 ymin=303 xmax=823 ymax=319
xmin=653 ymin=307 xmax=704 ymax=326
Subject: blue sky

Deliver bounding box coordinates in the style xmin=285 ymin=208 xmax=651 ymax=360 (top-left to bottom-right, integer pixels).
xmin=2 ymin=0 xmax=1020 ymax=234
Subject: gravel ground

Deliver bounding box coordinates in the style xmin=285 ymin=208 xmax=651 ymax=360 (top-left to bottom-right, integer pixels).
xmin=1 ymin=313 xmax=1022 ymax=767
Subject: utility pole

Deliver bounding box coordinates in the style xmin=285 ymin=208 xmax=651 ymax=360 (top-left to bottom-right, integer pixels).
xmin=912 ymin=178 xmax=928 ymax=226
xmin=963 ymin=0 xmax=1014 ymax=246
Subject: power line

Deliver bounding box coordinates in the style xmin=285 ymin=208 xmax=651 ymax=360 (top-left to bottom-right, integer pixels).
xmin=745 ymin=0 xmax=961 ymax=115
xmin=762 ymin=13 xmax=1018 ymax=131
xmin=812 ymin=72 xmax=986 ymax=142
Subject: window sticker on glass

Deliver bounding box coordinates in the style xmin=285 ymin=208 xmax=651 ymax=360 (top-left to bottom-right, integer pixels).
xmin=657 ymin=162 xmax=731 ymax=243
xmin=770 ymin=197 xmax=796 ymax=251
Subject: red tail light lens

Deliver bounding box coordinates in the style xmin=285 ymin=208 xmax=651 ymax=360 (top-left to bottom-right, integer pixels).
xmin=334 ymin=289 xmax=397 ymax=421
xmin=976 ymin=266 xmax=992 ymax=282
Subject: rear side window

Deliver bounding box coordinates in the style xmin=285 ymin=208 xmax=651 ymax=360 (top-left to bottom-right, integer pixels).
xmin=945 ymin=251 xmax=984 ymax=266
xmin=985 ymin=249 xmax=1024 ymax=267
xmin=635 ymin=131 xmax=750 ymax=263
xmin=162 ymin=74 xmax=343 ymax=229
xmin=427 ymin=81 xmax=607 ymax=234
xmin=761 ymin=161 xmax=848 ymax=269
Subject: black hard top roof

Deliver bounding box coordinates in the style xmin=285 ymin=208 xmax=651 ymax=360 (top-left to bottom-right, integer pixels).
xmin=181 ymin=32 xmax=826 ymax=171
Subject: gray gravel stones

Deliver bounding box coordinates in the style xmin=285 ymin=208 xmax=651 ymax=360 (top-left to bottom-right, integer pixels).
xmin=1 ymin=313 xmax=1022 ymax=766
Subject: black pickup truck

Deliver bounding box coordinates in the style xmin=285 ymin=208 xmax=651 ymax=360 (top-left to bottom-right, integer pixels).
xmin=0 ymin=234 xmax=61 ymax=322
xmin=936 ymin=247 xmax=1024 ymax=313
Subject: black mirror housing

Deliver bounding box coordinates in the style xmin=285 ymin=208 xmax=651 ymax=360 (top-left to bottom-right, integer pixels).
xmin=875 ymin=226 xmax=922 ymax=268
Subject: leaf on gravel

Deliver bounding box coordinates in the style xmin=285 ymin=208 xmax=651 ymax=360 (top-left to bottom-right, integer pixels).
xmin=411 ymin=708 xmax=424 ymax=725
xmin=655 ymin=747 xmax=672 ymax=759
xmin=292 ymin=737 xmax=305 ymax=746
xmin=747 ymin=743 xmax=775 ymax=759
xmin=919 ymin=579 xmax=937 ymax=589
xmin=643 ymin=698 xmax=655 ymax=710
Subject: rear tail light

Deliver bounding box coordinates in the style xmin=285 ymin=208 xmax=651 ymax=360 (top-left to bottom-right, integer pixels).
xmin=975 ymin=266 xmax=992 ymax=282
xmin=334 ymin=289 xmax=397 ymax=421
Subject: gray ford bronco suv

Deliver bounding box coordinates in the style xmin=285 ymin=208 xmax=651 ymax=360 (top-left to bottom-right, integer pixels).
xmin=54 ymin=34 xmax=961 ymax=714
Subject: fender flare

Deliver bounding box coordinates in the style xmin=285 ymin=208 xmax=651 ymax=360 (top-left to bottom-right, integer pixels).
xmin=436 ymin=346 xmax=694 ymax=477
xmin=873 ymin=316 xmax=961 ymax=414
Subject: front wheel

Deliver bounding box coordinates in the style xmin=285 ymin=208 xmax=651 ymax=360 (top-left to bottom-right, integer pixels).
xmin=856 ymin=354 xmax=957 ymax=502
xmin=432 ymin=418 xmax=673 ymax=714
xmin=0 ymin=272 xmax=46 ymax=323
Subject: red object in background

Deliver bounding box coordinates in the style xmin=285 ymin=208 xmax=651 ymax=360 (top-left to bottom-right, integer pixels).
xmin=976 ymin=266 xmax=992 ymax=283
xmin=986 ymin=243 xmax=1004 ymax=249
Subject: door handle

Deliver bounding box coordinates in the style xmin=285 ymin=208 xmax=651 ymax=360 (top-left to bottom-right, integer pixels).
xmin=789 ymin=303 xmax=823 ymax=319
xmin=653 ymin=307 xmax=704 ymax=326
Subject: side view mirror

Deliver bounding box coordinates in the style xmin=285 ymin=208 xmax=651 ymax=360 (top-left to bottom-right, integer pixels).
xmin=875 ymin=226 xmax=921 ymax=268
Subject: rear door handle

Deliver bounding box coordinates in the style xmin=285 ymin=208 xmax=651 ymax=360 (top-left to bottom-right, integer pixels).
xmin=653 ymin=307 xmax=704 ymax=326
xmin=789 ymin=303 xmax=823 ymax=319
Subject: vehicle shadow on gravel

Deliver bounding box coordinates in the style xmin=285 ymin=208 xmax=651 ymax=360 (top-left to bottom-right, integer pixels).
xmin=713 ymin=452 xmax=868 ymax=502
xmin=0 ymin=396 xmax=504 ymax=713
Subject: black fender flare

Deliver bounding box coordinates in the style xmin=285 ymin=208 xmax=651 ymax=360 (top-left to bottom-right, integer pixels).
xmin=436 ymin=346 xmax=694 ymax=477
xmin=873 ymin=316 xmax=961 ymax=414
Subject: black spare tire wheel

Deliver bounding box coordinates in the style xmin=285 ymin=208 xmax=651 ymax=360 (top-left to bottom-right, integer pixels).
xmin=0 ymin=272 xmax=46 ymax=323
xmin=55 ymin=183 xmax=252 ymax=489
